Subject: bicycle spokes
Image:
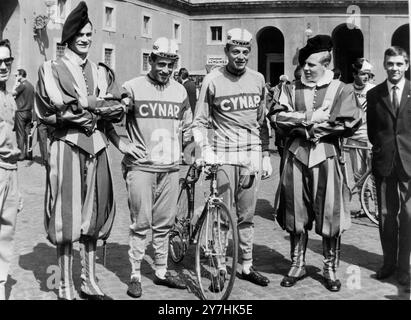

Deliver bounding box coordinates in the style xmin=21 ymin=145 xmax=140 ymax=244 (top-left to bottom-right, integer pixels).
xmin=195 ymin=203 xmax=238 ymax=300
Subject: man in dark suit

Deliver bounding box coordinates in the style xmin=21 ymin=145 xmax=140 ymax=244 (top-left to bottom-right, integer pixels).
xmin=178 ymin=68 xmax=197 ymax=114
xmin=367 ymin=46 xmax=411 ymax=286
xmin=12 ymin=68 xmax=35 ymax=160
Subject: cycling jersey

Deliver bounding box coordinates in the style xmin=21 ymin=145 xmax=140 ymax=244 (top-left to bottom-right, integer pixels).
xmin=192 ymin=66 xmax=269 ymax=169
xmin=122 ymin=75 xmax=192 ymax=172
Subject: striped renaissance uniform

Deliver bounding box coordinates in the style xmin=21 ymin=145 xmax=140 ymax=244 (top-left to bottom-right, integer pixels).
xmin=36 ymin=48 xmax=124 ymax=299
xmin=269 ymin=69 xmax=362 ymax=281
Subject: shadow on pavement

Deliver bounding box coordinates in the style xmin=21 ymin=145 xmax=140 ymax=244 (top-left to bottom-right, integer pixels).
xmin=307 ymin=236 xmax=382 ymax=273
xmin=99 ymin=242 xmax=155 ymax=285
xmin=255 ymin=199 xmax=275 ymax=221
xmin=18 ymin=242 xmax=82 ymax=298
xmin=102 ymin=241 xmax=203 ymax=298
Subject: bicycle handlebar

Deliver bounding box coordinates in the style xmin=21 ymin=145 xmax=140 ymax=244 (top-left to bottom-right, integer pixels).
xmin=186 ymin=162 xmax=256 ymax=188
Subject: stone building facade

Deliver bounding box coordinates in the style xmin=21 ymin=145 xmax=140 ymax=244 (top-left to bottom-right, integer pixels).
xmin=0 ymin=0 xmax=409 ymax=87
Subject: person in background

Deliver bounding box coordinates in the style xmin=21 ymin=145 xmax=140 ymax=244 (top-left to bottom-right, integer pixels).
xmin=333 ymin=67 xmax=342 ymax=80
xmin=178 ymin=68 xmax=197 ymax=115
xmin=12 ymin=68 xmax=35 ymax=161
xmin=293 ymin=65 xmax=303 ymax=82
xmin=345 ymin=58 xmax=375 ymax=217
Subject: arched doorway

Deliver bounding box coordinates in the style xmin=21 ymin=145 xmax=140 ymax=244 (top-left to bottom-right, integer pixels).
xmin=0 ymin=0 xmax=19 ymax=39
xmin=392 ymin=24 xmax=410 ymax=80
xmin=332 ymin=24 xmax=364 ymax=83
xmin=257 ymin=27 xmax=284 ymax=85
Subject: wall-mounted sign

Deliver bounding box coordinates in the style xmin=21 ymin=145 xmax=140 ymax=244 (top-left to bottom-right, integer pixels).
xmin=206 ymin=55 xmax=228 ymax=65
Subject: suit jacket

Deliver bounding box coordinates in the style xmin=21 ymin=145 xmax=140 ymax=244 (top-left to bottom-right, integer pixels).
xmin=367 ymin=79 xmax=411 ymax=177
xmin=183 ymin=79 xmax=197 ymax=114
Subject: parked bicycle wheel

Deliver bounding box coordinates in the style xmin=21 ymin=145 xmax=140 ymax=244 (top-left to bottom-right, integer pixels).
xmin=195 ymin=201 xmax=238 ymax=300
xmin=360 ymin=172 xmax=379 ymax=225
xmin=169 ymin=178 xmax=190 ymax=263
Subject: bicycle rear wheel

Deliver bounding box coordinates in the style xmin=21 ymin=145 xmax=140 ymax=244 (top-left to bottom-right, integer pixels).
xmin=195 ymin=201 xmax=238 ymax=300
xmin=360 ymin=172 xmax=379 ymax=225
xmin=169 ymin=178 xmax=190 ymax=263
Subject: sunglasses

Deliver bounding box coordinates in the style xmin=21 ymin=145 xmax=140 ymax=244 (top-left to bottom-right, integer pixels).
xmin=0 ymin=57 xmax=14 ymax=66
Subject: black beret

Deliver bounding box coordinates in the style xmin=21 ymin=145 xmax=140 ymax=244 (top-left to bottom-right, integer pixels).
xmin=61 ymin=1 xmax=91 ymax=45
xmin=298 ymin=35 xmax=333 ymax=66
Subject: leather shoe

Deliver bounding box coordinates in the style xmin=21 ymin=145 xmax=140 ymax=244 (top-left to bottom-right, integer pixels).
xmin=280 ymin=275 xmax=305 ymax=287
xmin=375 ymin=266 xmax=396 ymax=280
xmin=324 ymin=279 xmax=341 ymax=292
xmin=153 ymin=273 xmax=187 ymax=289
xmin=242 ymin=267 xmax=269 ymax=286
xmin=127 ymin=278 xmax=142 ymax=298
xmin=208 ymin=270 xmax=226 ymax=293
xmin=397 ymin=273 xmax=410 ymax=286
xmin=79 ymin=291 xmax=113 ymax=300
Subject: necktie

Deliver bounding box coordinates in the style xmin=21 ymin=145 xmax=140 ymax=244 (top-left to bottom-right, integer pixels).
xmin=392 ymin=85 xmax=400 ymax=114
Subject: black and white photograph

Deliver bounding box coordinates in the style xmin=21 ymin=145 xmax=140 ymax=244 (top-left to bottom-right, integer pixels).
xmin=0 ymin=0 xmax=410 ymax=308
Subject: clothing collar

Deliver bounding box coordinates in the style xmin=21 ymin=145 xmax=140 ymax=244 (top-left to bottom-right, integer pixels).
xmin=353 ymin=82 xmax=365 ymax=91
xmin=64 ymin=48 xmax=88 ymax=66
xmin=225 ymin=65 xmax=247 ymax=77
xmin=301 ymin=69 xmax=334 ymax=88
xmin=387 ymin=76 xmax=406 ymax=92
xmin=146 ymin=73 xmax=171 ymax=90
xmin=182 ymin=78 xmax=188 ymax=84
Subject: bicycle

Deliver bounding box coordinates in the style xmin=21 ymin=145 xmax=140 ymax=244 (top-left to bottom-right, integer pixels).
xmin=168 ymin=162 xmax=255 ymax=300
xmin=342 ymin=143 xmax=379 ymax=225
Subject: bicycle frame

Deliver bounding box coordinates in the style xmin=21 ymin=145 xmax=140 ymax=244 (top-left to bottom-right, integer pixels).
xmin=182 ymin=163 xmax=254 ymax=244
xmin=341 ymin=143 xmax=372 ymax=196
xmin=190 ymin=165 xmax=222 ymax=245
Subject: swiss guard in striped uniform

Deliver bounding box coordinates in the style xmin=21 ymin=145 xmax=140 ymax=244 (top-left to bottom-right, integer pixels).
xmin=269 ymin=35 xmax=362 ymax=292
xmin=35 ymin=1 xmax=125 ymax=300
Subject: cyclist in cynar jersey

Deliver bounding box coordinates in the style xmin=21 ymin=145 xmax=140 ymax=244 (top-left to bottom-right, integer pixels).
xmin=192 ymin=28 xmax=273 ymax=290
xmin=111 ymin=37 xmax=192 ymax=298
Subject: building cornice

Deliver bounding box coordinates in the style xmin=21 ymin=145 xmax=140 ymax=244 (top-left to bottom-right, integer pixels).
xmin=129 ymin=0 xmax=408 ymax=15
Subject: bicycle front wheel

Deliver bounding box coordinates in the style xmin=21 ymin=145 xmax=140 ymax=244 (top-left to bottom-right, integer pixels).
xmin=195 ymin=201 xmax=238 ymax=300
xmin=360 ymin=172 xmax=379 ymax=225
xmin=169 ymin=178 xmax=190 ymax=263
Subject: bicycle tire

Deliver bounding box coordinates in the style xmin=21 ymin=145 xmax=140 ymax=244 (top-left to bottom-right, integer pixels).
xmin=360 ymin=172 xmax=379 ymax=225
xmin=195 ymin=201 xmax=238 ymax=300
xmin=169 ymin=178 xmax=190 ymax=263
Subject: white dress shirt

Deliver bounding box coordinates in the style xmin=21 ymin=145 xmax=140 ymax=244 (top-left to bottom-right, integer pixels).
xmin=387 ymin=76 xmax=406 ymax=105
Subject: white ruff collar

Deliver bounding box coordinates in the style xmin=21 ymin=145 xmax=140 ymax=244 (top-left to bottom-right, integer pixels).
xmin=301 ymin=69 xmax=334 ymax=87
xmin=64 ymin=48 xmax=88 ymax=66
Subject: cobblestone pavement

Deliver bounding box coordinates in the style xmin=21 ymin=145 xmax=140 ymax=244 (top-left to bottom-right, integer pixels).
xmin=5 ymin=127 xmax=411 ymax=300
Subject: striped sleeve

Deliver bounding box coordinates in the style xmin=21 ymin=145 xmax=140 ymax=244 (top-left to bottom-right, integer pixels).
xmin=308 ymin=84 xmax=363 ymax=142
xmin=269 ymin=83 xmax=311 ymax=133
xmin=35 ymin=62 xmax=97 ymax=134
